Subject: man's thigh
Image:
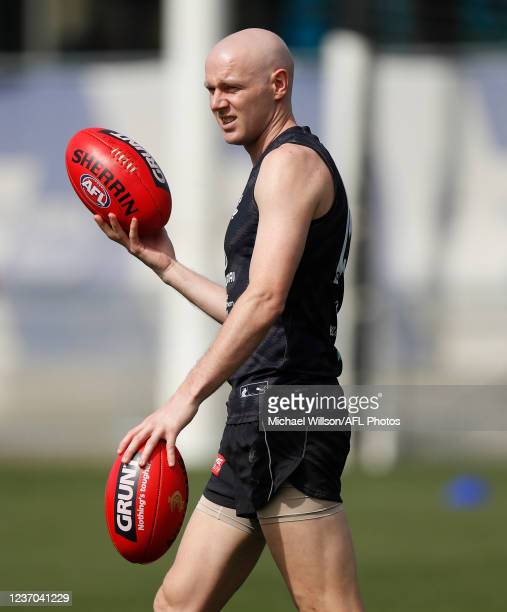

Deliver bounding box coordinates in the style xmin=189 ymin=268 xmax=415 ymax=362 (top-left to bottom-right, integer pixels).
xmin=261 ymin=508 xmax=364 ymax=612
xmin=154 ymin=499 xmax=265 ymax=612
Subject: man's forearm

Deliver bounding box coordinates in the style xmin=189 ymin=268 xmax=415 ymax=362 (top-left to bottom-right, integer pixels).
xmin=176 ymin=286 xmax=283 ymax=402
xmin=160 ymin=260 xmax=227 ymax=324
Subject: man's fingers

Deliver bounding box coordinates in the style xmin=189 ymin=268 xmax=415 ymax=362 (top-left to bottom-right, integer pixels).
xmin=94 ymin=214 xmax=114 ymax=238
xmin=139 ymin=429 xmax=163 ymax=467
xmin=117 ymin=431 xmax=133 ymax=454
xmin=129 ymin=217 xmax=140 ymax=243
xmin=108 ymin=213 xmax=129 ymax=244
xmin=94 ymin=213 xmax=127 ymax=245
xmin=117 ymin=424 xmax=143 ymax=454
xmin=128 ymin=218 xmax=143 ymax=256
xmin=121 ymin=429 xmax=150 ymax=464
xmin=165 ymin=435 xmax=177 ymax=468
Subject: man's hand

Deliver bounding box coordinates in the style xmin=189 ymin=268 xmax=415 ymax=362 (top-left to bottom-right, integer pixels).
xmin=94 ymin=212 xmax=227 ymax=322
xmin=117 ymin=389 xmax=199 ymax=468
xmin=94 ymin=213 xmax=176 ymax=278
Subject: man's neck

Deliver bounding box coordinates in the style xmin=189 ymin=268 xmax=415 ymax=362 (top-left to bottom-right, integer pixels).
xmin=246 ymin=111 xmax=297 ymax=164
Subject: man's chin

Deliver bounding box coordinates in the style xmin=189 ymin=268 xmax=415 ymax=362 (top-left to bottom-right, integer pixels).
xmin=222 ymin=130 xmax=245 ymax=145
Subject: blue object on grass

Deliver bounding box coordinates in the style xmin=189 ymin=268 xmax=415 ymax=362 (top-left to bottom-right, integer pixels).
xmin=444 ymin=475 xmax=491 ymax=509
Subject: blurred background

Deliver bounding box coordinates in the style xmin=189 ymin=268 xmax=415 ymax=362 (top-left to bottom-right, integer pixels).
xmin=1 ymin=1 xmax=506 ymax=610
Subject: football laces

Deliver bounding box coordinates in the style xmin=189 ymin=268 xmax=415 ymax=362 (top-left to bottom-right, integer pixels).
xmin=110 ymin=147 xmax=137 ymax=173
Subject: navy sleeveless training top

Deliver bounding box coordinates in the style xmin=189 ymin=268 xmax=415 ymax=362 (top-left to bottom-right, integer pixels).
xmin=224 ymin=126 xmax=351 ymax=423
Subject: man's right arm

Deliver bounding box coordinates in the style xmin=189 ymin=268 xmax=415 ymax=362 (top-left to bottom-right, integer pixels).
xmin=159 ymin=260 xmax=227 ymax=324
xmin=94 ymin=214 xmax=227 ymax=324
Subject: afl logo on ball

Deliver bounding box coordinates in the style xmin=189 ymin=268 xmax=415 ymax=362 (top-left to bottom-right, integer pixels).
xmin=80 ymin=173 xmax=110 ymax=208
xmin=169 ymin=491 xmax=184 ymax=513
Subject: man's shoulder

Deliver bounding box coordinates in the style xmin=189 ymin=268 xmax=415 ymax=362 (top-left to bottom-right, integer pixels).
xmin=262 ymin=141 xmax=324 ymax=170
xmin=253 ymin=143 xmax=331 ymax=217
xmin=257 ymin=142 xmax=329 ymax=188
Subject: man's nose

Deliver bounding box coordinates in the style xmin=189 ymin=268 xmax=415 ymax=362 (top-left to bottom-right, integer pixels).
xmin=211 ymin=91 xmax=228 ymax=112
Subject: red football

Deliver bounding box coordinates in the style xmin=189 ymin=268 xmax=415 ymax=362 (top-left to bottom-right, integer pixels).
xmin=105 ymin=441 xmax=188 ymax=564
xmin=65 ymin=127 xmax=171 ymax=235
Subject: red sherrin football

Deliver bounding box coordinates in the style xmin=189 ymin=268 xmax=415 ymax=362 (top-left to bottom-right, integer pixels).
xmin=105 ymin=441 xmax=188 ymax=564
xmin=65 ymin=127 xmax=171 ymax=235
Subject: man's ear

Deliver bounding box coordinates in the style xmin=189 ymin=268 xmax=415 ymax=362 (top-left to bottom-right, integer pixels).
xmin=272 ymin=68 xmax=290 ymax=100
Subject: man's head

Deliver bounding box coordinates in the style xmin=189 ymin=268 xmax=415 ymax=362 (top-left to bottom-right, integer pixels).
xmin=205 ymin=28 xmax=294 ymax=146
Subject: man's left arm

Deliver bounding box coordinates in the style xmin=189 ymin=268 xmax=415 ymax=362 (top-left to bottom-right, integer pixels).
xmin=119 ymin=146 xmax=323 ymax=466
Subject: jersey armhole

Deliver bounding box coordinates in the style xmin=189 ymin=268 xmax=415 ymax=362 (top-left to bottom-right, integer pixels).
xmin=251 ymin=140 xmax=344 ymax=223
xmin=306 ymin=145 xmax=343 ymax=226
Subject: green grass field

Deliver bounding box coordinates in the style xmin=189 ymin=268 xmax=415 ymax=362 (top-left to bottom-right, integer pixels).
xmin=1 ymin=460 xmax=505 ymax=611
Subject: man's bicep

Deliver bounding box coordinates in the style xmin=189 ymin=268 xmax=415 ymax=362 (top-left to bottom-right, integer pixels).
xmin=248 ymin=208 xmax=310 ymax=302
xmin=248 ymin=152 xmax=320 ymax=303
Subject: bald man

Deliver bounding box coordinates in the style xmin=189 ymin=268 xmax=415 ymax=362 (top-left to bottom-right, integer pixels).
xmin=96 ymin=28 xmax=364 ymax=612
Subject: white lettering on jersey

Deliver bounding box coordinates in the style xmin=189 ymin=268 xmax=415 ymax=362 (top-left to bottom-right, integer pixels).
xmin=240 ymin=381 xmax=268 ymax=398
xmin=230 ymin=193 xmax=242 ymax=219
xmin=333 ymin=207 xmax=352 ymax=285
